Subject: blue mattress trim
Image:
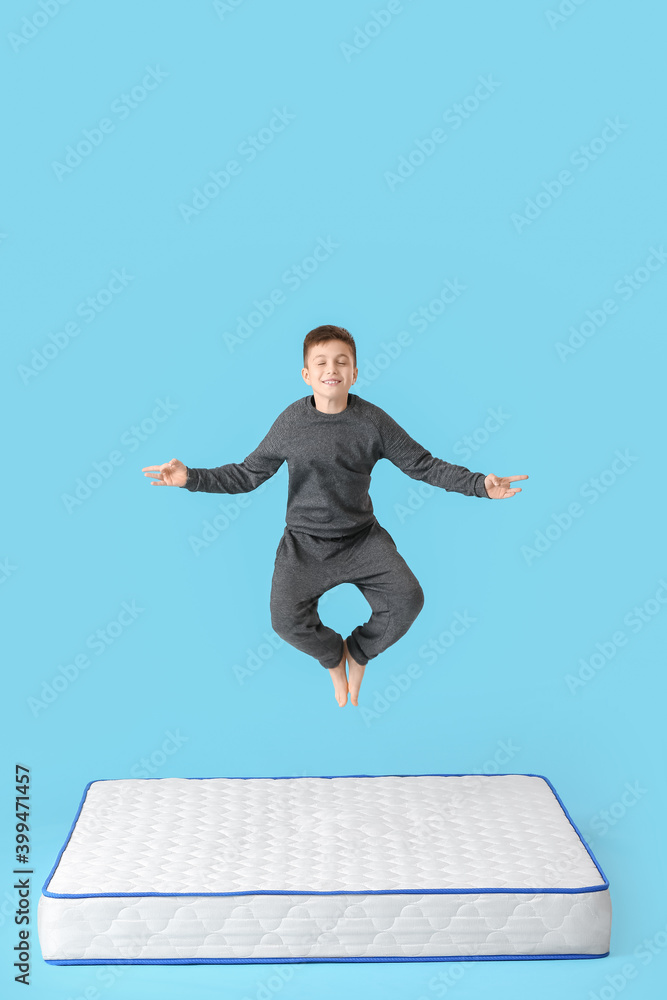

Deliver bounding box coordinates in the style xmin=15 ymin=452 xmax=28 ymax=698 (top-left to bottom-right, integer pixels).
xmin=41 ymin=773 xmax=610 ymax=899
xmin=45 ymin=952 xmax=610 ymax=965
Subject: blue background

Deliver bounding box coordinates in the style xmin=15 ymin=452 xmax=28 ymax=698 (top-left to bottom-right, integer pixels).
xmin=3 ymin=0 xmax=666 ymax=997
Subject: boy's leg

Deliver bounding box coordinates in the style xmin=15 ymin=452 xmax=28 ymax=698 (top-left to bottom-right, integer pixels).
xmin=269 ymin=530 xmax=345 ymax=669
xmin=344 ymin=521 xmax=425 ymax=668
xmin=342 ymin=638 xmax=364 ymax=707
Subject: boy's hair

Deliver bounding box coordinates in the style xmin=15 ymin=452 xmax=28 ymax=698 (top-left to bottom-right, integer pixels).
xmin=303 ymin=325 xmax=357 ymax=369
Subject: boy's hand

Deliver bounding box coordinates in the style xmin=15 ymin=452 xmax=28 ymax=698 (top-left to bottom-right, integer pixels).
xmin=142 ymin=458 xmax=188 ymax=487
xmin=484 ymin=473 xmax=528 ymax=499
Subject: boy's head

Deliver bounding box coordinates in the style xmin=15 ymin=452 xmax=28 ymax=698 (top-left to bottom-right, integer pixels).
xmin=303 ymin=325 xmax=356 ymax=370
xmin=302 ymin=326 xmax=358 ymax=404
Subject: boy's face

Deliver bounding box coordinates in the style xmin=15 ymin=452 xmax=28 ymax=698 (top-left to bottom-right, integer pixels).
xmin=302 ymin=340 xmax=358 ymax=401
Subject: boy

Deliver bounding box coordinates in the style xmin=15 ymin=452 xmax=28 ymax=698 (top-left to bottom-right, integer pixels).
xmin=143 ymin=325 xmax=527 ymax=707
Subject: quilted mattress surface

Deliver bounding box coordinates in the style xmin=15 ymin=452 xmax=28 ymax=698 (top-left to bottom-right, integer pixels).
xmin=38 ymin=773 xmax=611 ymax=964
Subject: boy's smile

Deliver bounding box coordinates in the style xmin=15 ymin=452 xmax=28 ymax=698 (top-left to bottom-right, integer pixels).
xmin=302 ymin=338 xmax=358 ymax=414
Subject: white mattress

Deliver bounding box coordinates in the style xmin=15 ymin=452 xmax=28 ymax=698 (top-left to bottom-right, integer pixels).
xmin=38 ymin=774 xmax=611 ymax=964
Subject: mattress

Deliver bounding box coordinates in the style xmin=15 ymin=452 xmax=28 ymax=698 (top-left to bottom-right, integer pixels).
xmin=38 ymin=773 xmax=611 ymax=964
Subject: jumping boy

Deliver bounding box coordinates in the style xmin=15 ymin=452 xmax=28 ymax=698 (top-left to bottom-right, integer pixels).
xmin=142 ymin=325 xmax=527 ymax=707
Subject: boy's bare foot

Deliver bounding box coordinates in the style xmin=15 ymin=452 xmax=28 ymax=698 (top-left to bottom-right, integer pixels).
xmin=344 ymin=639 xmax=366 ymax=706
xmin=328 ymin=647 xmax=348 ymax=707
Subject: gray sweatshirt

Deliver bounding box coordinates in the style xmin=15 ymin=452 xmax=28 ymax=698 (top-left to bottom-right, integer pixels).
xmin=184 ymin=393 xmax=490 ymax=537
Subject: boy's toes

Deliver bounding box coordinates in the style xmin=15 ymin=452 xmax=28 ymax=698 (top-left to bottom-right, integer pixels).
xmin=345 ymin=644 xmax=366 ymax=707
xmin=333 ymin=684 xmax=348 ymax=707
xmin=329 ymin=662 xmax=348 ymax=707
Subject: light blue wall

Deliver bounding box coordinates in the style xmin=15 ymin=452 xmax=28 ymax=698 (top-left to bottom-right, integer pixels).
xmin=3 ymin=1 xmax=666 ymax=997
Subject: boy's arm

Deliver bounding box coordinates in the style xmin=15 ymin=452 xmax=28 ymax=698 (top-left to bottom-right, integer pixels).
xmin=376 ymin=410 xmax=490 ymax=498
xmin=183 ymin=417 xmax=286 ymax=494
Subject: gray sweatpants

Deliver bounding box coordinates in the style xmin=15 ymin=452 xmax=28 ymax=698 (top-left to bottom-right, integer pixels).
xmin=270 ymin=518 xmax=425 ymax=669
